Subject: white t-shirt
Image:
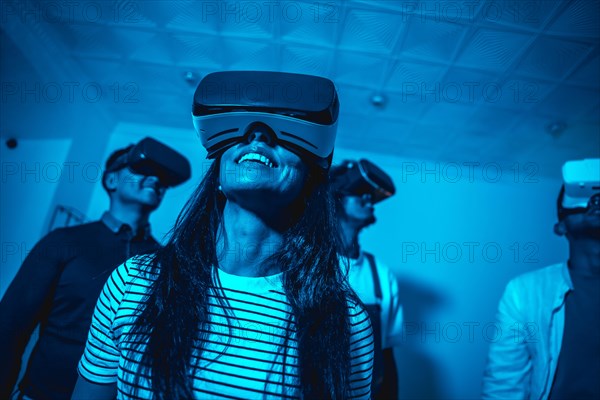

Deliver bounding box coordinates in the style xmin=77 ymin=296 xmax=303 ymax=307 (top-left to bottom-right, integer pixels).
xmin=343 ymin=251 xmax=403 ymax=349
xmin=78 ymin=258 xmax=374 ymax=399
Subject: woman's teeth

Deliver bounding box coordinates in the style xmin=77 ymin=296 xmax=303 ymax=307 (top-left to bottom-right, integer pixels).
xmin=238 ymin=153 xmax=274 ymax=168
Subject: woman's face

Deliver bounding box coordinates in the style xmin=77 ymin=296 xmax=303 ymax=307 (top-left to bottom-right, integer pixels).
xmin=219 ymin=124 xmax=309 ymax=210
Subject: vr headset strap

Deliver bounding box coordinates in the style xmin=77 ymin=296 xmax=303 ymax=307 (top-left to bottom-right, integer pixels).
xmin=363 ymin=251 xmax=384 ymax=396
xmin=364 ymin=252 xmax=383 ymax=302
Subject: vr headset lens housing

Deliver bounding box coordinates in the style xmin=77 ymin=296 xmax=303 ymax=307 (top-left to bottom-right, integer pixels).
xmin=331 ymin=159 xmax=396 ymax=204
xmin=559 ymin=158 xmax=600 ymax=218
xmin=192 ymin=71 xmax=339 ymax=167
xmin=106 ymin=137 xmax=191 ymax=187
xmin=560 ymin=194 xmax=600 ymax=217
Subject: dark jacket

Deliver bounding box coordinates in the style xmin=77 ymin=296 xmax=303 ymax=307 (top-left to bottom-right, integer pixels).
xmin=0 ymin=215 xmax=159 ymax=400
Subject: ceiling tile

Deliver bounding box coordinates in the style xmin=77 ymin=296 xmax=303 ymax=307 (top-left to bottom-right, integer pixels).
xmin=51 ymin=1 xmax=158 ymax=27
xmin=371 ymin=91 xmax=429 ymax=123
xmin=348 ymin=0 xmax=408 ymax=13
xmin=385 ymin=61 xmax=447 ymax=93
xmin=456 ymin=28 xmax=533 ymax=71
xmin=129 ymin=33 xmax=177 ymax=65
xmin=114 ymin=62 xmax=191 ymax=95
xmin=220 ymin=38 xmax=278 ymax=70
xmin=547 ymin=0 xmax=600 ymax=38
xmin=579 ymin=102 xmax=600 ymax=124
xmin=336 ymin=85 xmax=372 ymax=117
xmin=566 ymin=55 xmax=600 ymax=88
xmin=468 ymin=106 xmax=522 ymax=135
xmin=75 ymin=58 xmax=123 ymax=83
xmin=62 ymin=25 xmax=156 ymax=58
xmin=422 ymin=101 xmax=477 ymax=124
xmin=440 ymin=67 xmax=557 ymax=110
xmin=558 ymin=122 xmax=600 ymax=154
xmin=333 ymin=52 xmax=388 ymax=88
xmin=279 ymin=2 xmax=340 ymax=47
xmin=110 ymin=0 xmax=160 ymax=28
xmin=171 ymin=34 xmax=222 ymax=68
xmin=404 ymin=121 xmax=457 ymax=155
xmin=516 ymin=36 xmax=593 ymax=80
xmin=526 ymin=124 xmax=600 ymax=165
xmin=507 ymin=112 xmax=557 ymax=146
xmin=348 ymin=117 xmax=415 ymax=156
xmin=281 ymin=45 xmax=335 ymax=77
xmin=475 ymin=1 xmax=559 ymax=31
xmin=216 ymin=1 xmax=274 ymax=39
xmin=336 ymin=113 xmax=371 ymax=148
xmin=437 ymin=131 xmax=496 ymax=161
xmin=165 ymin=1 xmax=219 ymax=33
xmin=339 ymin=8 xmax=401 ymax=54
xmin=492 ymin=77 xmax=556 ymax=111
xmin=400 ymin=17 xmax=466 ymax=63
xmin=438 ymin=67 xmax=499 ymax=106
xmin=534 ymin=84 xmax=600 ymax=122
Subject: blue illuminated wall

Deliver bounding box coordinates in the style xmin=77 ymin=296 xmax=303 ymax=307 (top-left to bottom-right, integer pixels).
xmin=332 ymin=148 xmax=567 ymax=399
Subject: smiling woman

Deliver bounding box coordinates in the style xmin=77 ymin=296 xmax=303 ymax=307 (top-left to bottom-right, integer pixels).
xmin=71 ymin=71 xmax=374 ymax=400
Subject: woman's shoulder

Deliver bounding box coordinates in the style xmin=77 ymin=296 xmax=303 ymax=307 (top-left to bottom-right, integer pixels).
xmin=345 ymin=297 xmax=372 ymax=334
xmin=111 ymin=254 xmax=160 ymax=290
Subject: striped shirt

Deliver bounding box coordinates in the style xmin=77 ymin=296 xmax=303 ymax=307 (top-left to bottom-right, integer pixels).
xmin=78 ymin=257 xmax=374 ymax=399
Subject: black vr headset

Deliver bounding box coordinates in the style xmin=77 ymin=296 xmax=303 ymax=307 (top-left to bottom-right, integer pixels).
xmin=330 ymin=159 xmax=396 ymax=204
xmin=192 ymin=71 xmax=339 ymax=169
xmin=105 ymin=137 xmax=191 ymax=187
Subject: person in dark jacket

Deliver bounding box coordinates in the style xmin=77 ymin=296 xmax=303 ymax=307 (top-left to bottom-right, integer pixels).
xmin=0 ymin=138 xmax=190 ymax=400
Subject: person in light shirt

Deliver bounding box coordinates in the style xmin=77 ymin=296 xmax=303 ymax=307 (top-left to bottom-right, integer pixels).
xmin=331 ymin=158 xmax=404 ymax=400
xmin=483 ymin=158 xmax=600 ymax=400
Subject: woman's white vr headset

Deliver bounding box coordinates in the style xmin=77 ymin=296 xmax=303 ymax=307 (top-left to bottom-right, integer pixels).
xmin=192 ymin=71 xmax=339 ymax=168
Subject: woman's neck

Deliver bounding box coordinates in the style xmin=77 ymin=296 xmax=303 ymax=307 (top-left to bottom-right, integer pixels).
xmin=339 ymin=219 xmax=361 ymax=260
xmin=216 ymin=201 xmax=284 ymax=277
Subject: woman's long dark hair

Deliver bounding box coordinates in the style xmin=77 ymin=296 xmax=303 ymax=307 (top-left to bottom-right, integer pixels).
xmin=128 ymin=160 xmax=358 ymax=399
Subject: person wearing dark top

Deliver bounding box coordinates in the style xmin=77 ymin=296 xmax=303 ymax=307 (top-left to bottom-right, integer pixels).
xmin=0 ymin=138 xmax=190 ymax=400
xmin=550 ymin=266 xmax=600 ymax=399
xmin=483 ymin=158 xmax=600 ymax=400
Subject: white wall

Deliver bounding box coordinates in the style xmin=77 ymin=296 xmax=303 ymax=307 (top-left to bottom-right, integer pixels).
xmin=332 ymin=148 xmax=567 ymax=399
xmin=0 ymin=138 xmax=72 ymax=295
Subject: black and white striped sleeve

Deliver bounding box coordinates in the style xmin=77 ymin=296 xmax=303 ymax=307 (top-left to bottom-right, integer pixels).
xmin=347 ymin=301 xmax=374 ymax=400
xmin=77 ymin=261 xmax=130 ymax=383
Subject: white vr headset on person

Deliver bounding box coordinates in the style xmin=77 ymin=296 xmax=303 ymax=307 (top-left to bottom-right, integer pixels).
xmin=561 ymin=158 xmax=600 ymax=209
xmin=192 ymin=71 xmax=340 ymax=169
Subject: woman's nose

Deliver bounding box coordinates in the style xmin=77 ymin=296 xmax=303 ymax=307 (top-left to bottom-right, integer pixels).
xmin=245 ymin=124 xmax=275 ymax=146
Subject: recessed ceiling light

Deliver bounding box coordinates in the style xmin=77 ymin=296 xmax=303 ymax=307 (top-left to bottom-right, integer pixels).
xmin=370 ymin=93 xmax=387 ymax=108
xmin=183 ymin=71 xmax=200 ymax=86
xmin=546 ymin=121 xmax=567 ymax=138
